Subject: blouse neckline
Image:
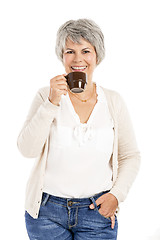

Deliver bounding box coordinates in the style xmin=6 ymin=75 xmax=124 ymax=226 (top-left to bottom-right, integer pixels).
xmin=65 ymin=82 xmax=100 ymax=125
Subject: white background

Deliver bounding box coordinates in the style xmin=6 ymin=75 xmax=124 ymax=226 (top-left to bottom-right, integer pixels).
xmin=0 ymin=0 xmax=160 ymax=239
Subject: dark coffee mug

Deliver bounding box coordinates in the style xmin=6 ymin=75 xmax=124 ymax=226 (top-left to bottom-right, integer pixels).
xmin=65 ymin=72 xmax=87 ymax=93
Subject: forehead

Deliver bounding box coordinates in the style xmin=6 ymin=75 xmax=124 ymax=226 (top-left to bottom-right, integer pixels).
xmin=65 ymin=38 xmax=94 ymax=50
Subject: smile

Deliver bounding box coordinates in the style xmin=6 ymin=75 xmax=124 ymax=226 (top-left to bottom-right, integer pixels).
xmin=71 ymin=66 xmax=87 ymax=71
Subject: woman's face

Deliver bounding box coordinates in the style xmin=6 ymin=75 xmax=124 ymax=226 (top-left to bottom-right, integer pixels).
xmin=63 ymin=38 xmax=97 ymax=81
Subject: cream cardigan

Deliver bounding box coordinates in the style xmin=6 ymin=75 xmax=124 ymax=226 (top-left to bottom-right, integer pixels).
xmin=17 ymin=86 xmax=140 ymax=219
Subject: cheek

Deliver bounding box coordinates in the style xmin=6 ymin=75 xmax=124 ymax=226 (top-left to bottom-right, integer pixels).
xmin=63 ymin=56 xmax=67 ymax=65
xmin=63 ymin=55 xmax=70 ymax=66
xmin=85 ymin=53 xmax=97 ymax=64
xmin=86 ymin=55 xmax=97 ymax=68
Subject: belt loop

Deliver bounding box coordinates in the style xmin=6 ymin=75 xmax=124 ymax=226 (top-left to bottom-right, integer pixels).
xmin=41 ymin=193 xmax=50 ymax=206
xmin=90 ymin=197 xmax=98 ymax=210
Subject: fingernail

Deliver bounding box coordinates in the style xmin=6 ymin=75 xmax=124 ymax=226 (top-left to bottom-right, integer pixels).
xmin=89 ymin=204 xmax=94 ymax=209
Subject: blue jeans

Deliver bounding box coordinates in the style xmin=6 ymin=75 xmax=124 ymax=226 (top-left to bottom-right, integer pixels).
xmin=25 ymin=191 xmax=118 ymax=239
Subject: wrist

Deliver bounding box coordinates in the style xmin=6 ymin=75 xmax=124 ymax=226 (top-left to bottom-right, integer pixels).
xmin=48 ymin=97 xmax=60 ymax=106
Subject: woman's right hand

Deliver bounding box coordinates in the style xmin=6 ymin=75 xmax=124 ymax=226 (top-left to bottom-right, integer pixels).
xmin=49 ymin=74 xmax=68 ymax=106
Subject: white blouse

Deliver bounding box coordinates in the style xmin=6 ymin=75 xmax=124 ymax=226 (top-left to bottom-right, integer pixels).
xmin=43 ymin=83 xmax=114 ymax=198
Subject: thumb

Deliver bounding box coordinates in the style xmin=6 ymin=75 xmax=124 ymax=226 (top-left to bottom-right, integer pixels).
xmin=89 ymin=196 xmax=104 ymax=209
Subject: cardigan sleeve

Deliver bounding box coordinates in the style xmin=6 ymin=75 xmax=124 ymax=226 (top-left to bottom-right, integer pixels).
xmin=17 ymin=87 xmax=60 ymax=158
xmin=110 ymin=93 xmax=141 ymax=203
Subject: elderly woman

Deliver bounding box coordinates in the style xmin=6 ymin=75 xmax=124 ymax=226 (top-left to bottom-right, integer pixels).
xmin=17 ymin=19 xmax=140 ymax=240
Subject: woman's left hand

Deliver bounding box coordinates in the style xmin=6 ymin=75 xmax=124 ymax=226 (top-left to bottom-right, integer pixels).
xmin=89 ymin=193 xmax=118 ymax=229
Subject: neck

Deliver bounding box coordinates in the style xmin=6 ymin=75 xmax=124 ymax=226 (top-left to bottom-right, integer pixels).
xmin=68 ymin=81 xmax=95 ymax=98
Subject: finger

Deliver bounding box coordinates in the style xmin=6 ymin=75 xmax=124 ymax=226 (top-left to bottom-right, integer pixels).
xmin=89 ymin=196 xmax=104 ymax=209
xmin=50 ymin=81 xmax=68 ymax=90
xmin=56 ymin=80 xmax=68 ymax=86
xmin=55 ymin=76 xmax=67 ymax=82
xmin=103 ymin=210 xmax=115 ymax=219
xmin=56 ymin=88 xmax=68 ymax=94
xmin=98 ymin=207 xmax=111 ymax=218
xmin=49 ymin=87 xmax=52 ymax=97
xmin=57 ymin=84 xmax=68 ymax=91
xmin=89 ymin=204 xmax=94 ymax=209
xmin=54 ymin=89 xmax=67 ymax=96
xmin=95 ymin=196 xmax=105 ymax=207
xmin=50 ymin=75 xmax=66 ymax=83
xmin=110 ymin=215 xmax=115 ymax=229
xmin=53 ymin=83 xmax=68 ymax=91
xmin=61 ymin=89 xmax=68 ymax=95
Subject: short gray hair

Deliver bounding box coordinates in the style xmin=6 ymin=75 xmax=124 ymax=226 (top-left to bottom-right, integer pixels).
xmin=55 ymin=19 xmax=105 ymax=65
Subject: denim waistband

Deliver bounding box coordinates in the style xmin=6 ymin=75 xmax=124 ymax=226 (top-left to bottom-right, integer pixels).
xmin=42 ymin=190 xmax=110 ymax=207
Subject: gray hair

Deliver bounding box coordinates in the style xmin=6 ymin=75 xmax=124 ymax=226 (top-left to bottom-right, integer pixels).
xmin=55 ymin=19 xmax=105 ymax=65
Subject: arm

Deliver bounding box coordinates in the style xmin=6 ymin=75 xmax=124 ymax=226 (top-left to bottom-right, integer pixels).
xmin=17 ymin=74 xmax=68 ymax=158
xmin=17 ymin=88 xmax=60 ymax=158
xmin=89 ymin=92 xmax=140 ymax=229
xmin=110 ymin=93 xmax=141 ymax=203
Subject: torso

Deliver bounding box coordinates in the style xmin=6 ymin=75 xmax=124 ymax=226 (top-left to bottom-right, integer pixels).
xmin=43 ymin=84 xmax=114 ymax=200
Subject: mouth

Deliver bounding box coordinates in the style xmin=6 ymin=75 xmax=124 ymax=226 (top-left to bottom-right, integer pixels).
xmin=71 ymin=66 xmax=87 ymax=72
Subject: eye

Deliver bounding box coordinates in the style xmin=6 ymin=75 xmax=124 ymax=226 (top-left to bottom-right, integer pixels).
xmin=83 ymin=50 xmax=90 ymax=54
xmin=66 ymin=50 xmax=74 ymax=54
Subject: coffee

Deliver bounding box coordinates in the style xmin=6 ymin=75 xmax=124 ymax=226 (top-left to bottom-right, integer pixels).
xmin=65 ymin=72 xmax=87 ymax=93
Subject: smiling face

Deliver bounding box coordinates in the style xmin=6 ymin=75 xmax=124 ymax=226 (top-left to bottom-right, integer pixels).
xmin=63 ymin=38 xmax=97 ymax=82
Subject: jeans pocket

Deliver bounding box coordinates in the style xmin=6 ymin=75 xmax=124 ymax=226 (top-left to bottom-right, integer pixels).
xmin=91 ymin=196 xmax=115 ymax=222
xmin=41 ymin=193 xmax=50 ymax=206
xmin=90 ymin=196 xmax=109 ymax=221
xmin=96 ymin=206 xmax=118 ymax=224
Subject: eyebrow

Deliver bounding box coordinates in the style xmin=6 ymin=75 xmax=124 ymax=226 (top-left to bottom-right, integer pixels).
xmin=65 ymin=47 xmax=91 ymax=51
xmin=82 ymin=47 xmax=91 ymax=50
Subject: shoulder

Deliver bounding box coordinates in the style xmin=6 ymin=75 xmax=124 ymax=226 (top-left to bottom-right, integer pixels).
xmin=100 ymin=86 xmax=123 ymax=105
xmin=100 ymin=86 xmax=129 ymax=118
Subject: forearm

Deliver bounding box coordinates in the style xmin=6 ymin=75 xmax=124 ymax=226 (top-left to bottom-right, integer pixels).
xmin=110 ymin=151 xmax=140 ymax=203
xmin=17 ymin=97 xmax=59 ymax=158
xmin=110 ymin=92 xmax=141 ymax=203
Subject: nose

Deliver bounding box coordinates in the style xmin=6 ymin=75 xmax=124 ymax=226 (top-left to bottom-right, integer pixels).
xmin=73 ymin=52 xmax=83 ymax=63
